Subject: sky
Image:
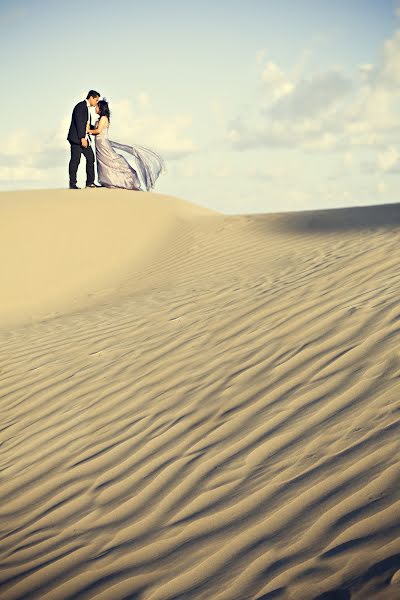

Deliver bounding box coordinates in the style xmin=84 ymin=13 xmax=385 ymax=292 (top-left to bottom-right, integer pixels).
xmin=1 ymin=0 xmax=400 ymax=213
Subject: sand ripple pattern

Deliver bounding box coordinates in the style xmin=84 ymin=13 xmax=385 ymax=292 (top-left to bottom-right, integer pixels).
xmin=1 ymin=205 xmax=400 ymax=599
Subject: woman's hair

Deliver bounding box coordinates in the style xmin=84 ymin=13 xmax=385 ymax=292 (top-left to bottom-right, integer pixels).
xmin=98 ymin=99 xmax=111 ymax=121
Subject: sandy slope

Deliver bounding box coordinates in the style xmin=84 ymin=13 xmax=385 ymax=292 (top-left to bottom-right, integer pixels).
xmin=1 ymin=189 xmax=400 ymax=600
xmin=0 ymin=189 xmax=213 ymax=328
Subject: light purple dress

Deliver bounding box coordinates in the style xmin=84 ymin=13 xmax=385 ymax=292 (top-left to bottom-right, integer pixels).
xmin=93 ymin=122 xmax=164 ymax=191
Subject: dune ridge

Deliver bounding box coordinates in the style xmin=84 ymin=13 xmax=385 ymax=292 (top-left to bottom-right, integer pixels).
xmin=1 ymin=190 xmax=400 ymax=599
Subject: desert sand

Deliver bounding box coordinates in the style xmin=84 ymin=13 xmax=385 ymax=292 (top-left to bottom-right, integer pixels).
xmin=0 ymin=188 xmax=400 ymax=600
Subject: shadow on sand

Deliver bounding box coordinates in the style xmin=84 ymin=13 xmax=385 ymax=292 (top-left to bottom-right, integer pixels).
xmin=248 ymin=202 xmax=400 ymax=234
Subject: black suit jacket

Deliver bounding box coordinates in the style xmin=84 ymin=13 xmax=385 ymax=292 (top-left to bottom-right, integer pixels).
xmin=67 ymin=100 xmax=89 ymax=144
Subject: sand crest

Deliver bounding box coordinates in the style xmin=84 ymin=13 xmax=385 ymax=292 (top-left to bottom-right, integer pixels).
xmin=1 ymin=190 xmax=400 ymax=599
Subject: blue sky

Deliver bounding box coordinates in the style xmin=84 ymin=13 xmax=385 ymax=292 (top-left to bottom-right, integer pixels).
xmin=1 ymin=0 xmax=400 ymax=213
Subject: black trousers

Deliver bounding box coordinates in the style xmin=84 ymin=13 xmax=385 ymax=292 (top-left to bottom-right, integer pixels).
xmin=68 ymin=141 xmax=95 ymax=186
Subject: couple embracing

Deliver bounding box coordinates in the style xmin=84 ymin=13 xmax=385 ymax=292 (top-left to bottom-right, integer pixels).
xmin=67 ymin=90 xmax=164 ymax=191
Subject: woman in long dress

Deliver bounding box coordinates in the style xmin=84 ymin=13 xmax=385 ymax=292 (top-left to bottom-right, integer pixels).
xmin=88 ymin=99 xmax=164 ymax=191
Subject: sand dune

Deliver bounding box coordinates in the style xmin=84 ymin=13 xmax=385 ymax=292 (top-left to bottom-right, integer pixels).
xmin=0 ymin=189 xmax=213 ymax=328
xmin=1 ymin=189 xmax=400 ymax=599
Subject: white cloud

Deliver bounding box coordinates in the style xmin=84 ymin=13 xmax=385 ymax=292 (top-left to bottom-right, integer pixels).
xmin=268 ymin=69 xmax=353 ymax=119
xmin=228 ymin=28 xmax=400 ymax=160
xmin=0 ymin=120 xmax=73 ymax=184
xmin=226 ymin=114 xmax=341 ymax=150
xmin=0 ymin=130 xmax=53 ymax=183
xmin=379 ymin=30 xmax=400 ymax=86
xmin=0 ymin=166 xmax=44 ymax=182
xmin=249 ymin=166 xmax=280 ymax=181
xmin=109 ymin=98 xmax=198 ymax=159
xmin=343 ymin=152 xmax=353 ymax=167
xmin=176 ymin=164 xmax=195 ymax=177
xmin=138 ymin=92 xmax=150 ymax=107
xmin=377 ymin=146 xmax=400 ymax=172
xmin=378 ymin=180 xmax=387 ymax=193
xmin=209 ymin=99 xmax=225 ymax=120
xmin=359 ymin=63 xmax=374 ymax=81
xmin=3 ymin=130 xmax=42 ymax=156
xmin=261 ymin=61 xmax=294 ymax=101
xmin=211 ymin=164 xmax=231 ymax=177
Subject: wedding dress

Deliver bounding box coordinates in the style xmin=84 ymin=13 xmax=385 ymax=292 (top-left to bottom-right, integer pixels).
xmin=94 ymin=123 xmax=164 ymax=191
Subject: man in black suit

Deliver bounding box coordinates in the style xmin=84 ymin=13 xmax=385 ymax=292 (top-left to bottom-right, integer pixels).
xmin=67 ymin=90 xmax=100 ymax=189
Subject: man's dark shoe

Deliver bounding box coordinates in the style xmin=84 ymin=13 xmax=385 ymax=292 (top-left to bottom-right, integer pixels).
xmin=69 ymin=184 xmax=80 ymax=189
xmin=86 ymin=183 xmax=102 ymax=188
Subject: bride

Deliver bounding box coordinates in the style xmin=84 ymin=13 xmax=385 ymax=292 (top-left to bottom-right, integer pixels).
xmin=88 ymin=99 xmax=164 ymax=191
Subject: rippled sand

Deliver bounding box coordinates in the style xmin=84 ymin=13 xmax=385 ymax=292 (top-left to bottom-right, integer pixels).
xmin=1 ymin=190 xmax=400 ymax=600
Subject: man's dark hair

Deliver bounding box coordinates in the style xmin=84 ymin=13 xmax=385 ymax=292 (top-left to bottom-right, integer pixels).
xmin=86 ymin=90 xmax=100 ymax=99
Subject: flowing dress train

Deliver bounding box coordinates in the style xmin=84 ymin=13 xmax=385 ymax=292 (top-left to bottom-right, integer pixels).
xmin=94 ymin=124 xmax=164 ymax=191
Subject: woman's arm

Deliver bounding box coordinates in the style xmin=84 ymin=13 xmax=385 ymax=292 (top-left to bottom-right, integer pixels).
xmin=89 ymin=116 xmax=108 ymax=135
